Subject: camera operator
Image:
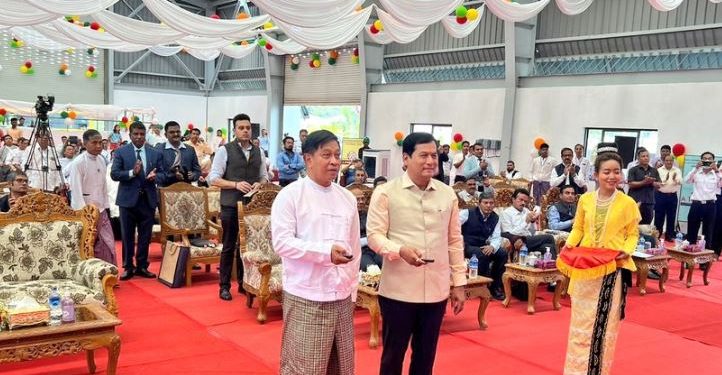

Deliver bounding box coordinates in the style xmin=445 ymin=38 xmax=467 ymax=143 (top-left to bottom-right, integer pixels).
xmin=156 ymin=121 xmax=201 ymax=188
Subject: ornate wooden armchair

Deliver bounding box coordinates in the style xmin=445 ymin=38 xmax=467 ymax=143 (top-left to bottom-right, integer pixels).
xmin=259 ymin=182 xmax=281 ymax=192
xmin=159 ymin=183 xmax=222 ymax=287
xmin=238 ymin=199 xmax=282 ymax=323
xmin=205 ymin=187 xmax=222 ymax=243
xmin=347 ymin=184 xmax=372 ymax=212
xmin=0 ymin=193 xmax=119 ymax=315
xmin=249 ymin=190 xmax=279 ymax=209
xmin=539 ymin=187 xmax=562 ymax=230
xmin=510 ymin=178 xmax=531 ymax=190
xmin=452 ymin=182 xmax=466 ymax=194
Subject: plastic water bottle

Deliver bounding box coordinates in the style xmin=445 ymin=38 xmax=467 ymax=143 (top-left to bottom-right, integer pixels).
xmin=468 ymin=254 xmax=479 ymax=279
xmin=519 ymin=245 xmax=528 ymax=265
xmin=61 ymin=293 xmax=75 ymax=324
xmin=675 ymin=232 xmax=684 ymax=250
xmin=698 ymin=235 xmax=706 ymax=251
xmin=48 ymin=287 xmax=62 ymax=326
xmin=544 ymin=247 xmax=552 ymax=261
xmin=637 ymin=237 xmax=646 ymax=252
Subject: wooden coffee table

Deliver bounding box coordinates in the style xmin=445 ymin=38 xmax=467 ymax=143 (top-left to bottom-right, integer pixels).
xmin=356 ymin=276 xmax=492 ymax=349
xmin=666 ymin=248 xmax=716 ymax=288
xmin=0 ymin=303 xmax=121 ymax=374
xmin=502 ymin=263 xmax=567 ymax=315
xmin=632 ymin=254 xmax=670 ymax=295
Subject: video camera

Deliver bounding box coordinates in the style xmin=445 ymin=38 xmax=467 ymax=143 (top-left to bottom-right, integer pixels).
xmin=34 ymin=95 xmax=55 ymax=122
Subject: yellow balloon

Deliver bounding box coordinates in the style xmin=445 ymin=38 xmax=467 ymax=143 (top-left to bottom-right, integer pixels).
xmin=373 ymin=20 xmax=384 ymax=31
xmin=263 ymin=22 xmax=274 ymax=30
xmin=467 ymin=8 xmax=479 ymax=21
xmin=85 ymin=70 xmax=93 ymax=78
xmin=19 ymin=66 xmax=28 ymax=73
xmin=676 ymin=155 xmax=685 ymax=167
xmin=312 ymin=59 xmax=321 ymax=68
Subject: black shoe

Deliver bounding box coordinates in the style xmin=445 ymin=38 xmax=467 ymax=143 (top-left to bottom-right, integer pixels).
xmin=135 ymin=269 xmax=156 ymax=278
xmin=648 ymin=270 xmax=661 ymax=280
xmin=491 ymin=289 xmax=505 ymax=301
xmin=120 ymin=270 xmax=134 ymax=281
xmin=220 ymin=289 xmax=232 ymax=301
xmin=192 ymin=264 xmax=202 ymax=271
xmin=547 ymin=282 xmax=557 ymax=292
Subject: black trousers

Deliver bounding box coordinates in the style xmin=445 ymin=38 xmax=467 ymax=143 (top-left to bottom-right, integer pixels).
xmin=502 ymin=233 xmax=557 ymax=257
xmin=360 ymin=247 xmax=383 ymax=272
xmin=654 ymin=192 xmax=678 ymax=240
xmin=711 ymin=195 xmax=722 ymax=254
xmin=219 ymin=205 xmax=243 ymax=291
xmin=119 ymin=194 xmax=154 ymax=271
xmin=464 ymin=245 xmax=507 ymax=291
xmin=279 ymin=178 xmax=296 ymax=187
xmin=638 ymin=203 xmax=655 ymax=225
xmin=687 ymin=200 xmax=716 ymax=245
xmin=378 ymin=296 xmax=447 ymax=375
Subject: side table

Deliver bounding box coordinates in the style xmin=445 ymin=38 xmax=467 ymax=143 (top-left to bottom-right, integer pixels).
xmin=632 ymin=254 xmax=670 ymax=295
xmin=502 ymin=263 xmax=567 ymax=314
xmin=666 ymin=248 xmax=716 ymax=288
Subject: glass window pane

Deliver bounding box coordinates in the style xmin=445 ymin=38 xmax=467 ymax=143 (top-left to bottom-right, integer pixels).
xmin=433 ymin=126 xmax=452 ymax=146
xmin=412 ymin=124 xmax=432 ymax=134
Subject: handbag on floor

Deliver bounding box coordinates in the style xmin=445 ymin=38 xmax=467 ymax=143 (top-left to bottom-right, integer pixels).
xmin=158 ymin=242 xmax=190 ymax=288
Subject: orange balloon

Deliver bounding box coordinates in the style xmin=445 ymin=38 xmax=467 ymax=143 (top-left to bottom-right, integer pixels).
xmin=68 ymin=111 xmax=77 ymax=119
xmin=394 ymin=132 xmax=404 ymax=141
xmin=533 ymin=137 xmax=546 ymax=150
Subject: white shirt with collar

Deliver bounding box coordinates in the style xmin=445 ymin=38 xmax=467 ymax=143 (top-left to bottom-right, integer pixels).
xmin=686 ymin=167 xmax=721 ymax=202
xmin=657 ymin=165 xmax=682 ymax=194
xmin=550 ymin=163 xmax=587 ymax=188
xmin=500 ymin=206 xmax=536 ymax=237
xmin=572 ymin=155 xmax=593 ymax=181
xmin=529 ymin=156 xmax=557 ymax=182
xmin=207 ymin=142 xmax=268 ymax=185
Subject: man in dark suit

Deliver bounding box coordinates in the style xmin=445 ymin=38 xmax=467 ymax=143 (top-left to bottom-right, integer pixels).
xmin=156 ymin=121 xmax=201 ymax=187
xmin=110 ymin=121 xmax=165 ymax=280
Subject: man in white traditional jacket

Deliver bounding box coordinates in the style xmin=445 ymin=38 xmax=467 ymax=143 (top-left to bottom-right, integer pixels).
xmin=23 ymin=132 xmax=63 ymax=192
xmin=68 ymin=129 xmax=117 ymax=265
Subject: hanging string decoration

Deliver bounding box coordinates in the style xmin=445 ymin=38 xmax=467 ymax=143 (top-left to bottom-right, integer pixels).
xmin=20 ymin=60 xmax=34 ymax=75
xmin=328 ymin=50 xmax=339 ymax=65
xmin=290 ymin=55 xmax=300 ymax=70
xmin=309 ymin=53 xmax=321 ymax=68
xmin=85 ymin=65 xmax=97 ymax=78
xmin=58 ymin=63 xmax=72 ymax=76
xmin=10 ymin=37 xmax=24 ymax=48
xmin=352 ymin=48 xmax=360 ymax=64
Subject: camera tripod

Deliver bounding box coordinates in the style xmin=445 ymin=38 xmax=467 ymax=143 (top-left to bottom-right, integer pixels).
xmin=23 ymin=96 xmax=66 ymax=193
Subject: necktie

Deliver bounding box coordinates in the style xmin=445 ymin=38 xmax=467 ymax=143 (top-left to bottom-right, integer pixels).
xmin=136 ymin=149 xmax=144 ymax=175
xmin=171 ymin=147 xmax=181 ymax=170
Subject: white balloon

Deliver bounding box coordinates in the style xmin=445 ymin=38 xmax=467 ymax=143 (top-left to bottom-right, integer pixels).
xmin=291 ymin=56 xmax=300 ymax=64
xmin=64 ymin=118 xmax=75 ymax=127
xmin=150 ymin=118 xmax=159 ymax=125
xmin=64 ymin=69 xmax=72 ymax=76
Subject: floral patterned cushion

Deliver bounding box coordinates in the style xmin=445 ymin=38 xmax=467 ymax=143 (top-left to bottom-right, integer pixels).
xmin=189 ymin=244 xmax=222 ymax=257
xmin=244 ymin=215 xmax=281 ymax=265
xmin=241 ymin=258 xmax=282 ymax=294
xmin=72 ymin=258 xmax=119 ymax=292
xmin=0 ymin=279 xmax=106 ymax=307
xmin=207 ymin=189 xmax=220 ymax=214
xmin=0 ymin=221 xmax=83 ymax=282
xmin=163 ymin=191 xmax=207 ymax=231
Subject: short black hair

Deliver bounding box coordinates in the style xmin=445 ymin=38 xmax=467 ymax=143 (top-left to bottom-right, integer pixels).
xmin=560 ymin=185 xmax=576 ymax=193
xmin=466 ymin=176 xmax=477 ymax=183
xmin=442 ymin=144 xmax=449 ymax=148
xmin=191 ymin=128 xmax=201 ymax=135
xmin=575 ymin=144 xmax=584 ymax=149
xmin=373 ymin=176 xmax=387 ymax=187
xmin=3 ymin=135 xmax=11 ymax=141
xmin=129 ymin=121 xmax=146 ymax=133
xmin=512 ymin=188 xmax=530 ymax=199
xmin=561 ymin=147 xmax=573 ymax=156
xmin=540 ymin=143 xmax=549 ymax=150
xmin=10 ymin=118 xmax=17 ymax=122
xmin=637 ymin=147 xmax=648 ymax=157
xmin=282 ymin=136 xmax=294 ymax=144
xmin=701 ymin=151 xmax=715 ymax=159
xmin=299 ymin=129 xmax=308 ymax=135
xmin=302 ymin=130 xmax=338 ymax=155
xmin=164 ymin=121 xmax=180 ymax=133
xmin=507 ymin=160 xmax=515 ymax=165
xmin=5 ymin=171 xmax=27 ymax=183
xmin=402 ymin=132 xmax=436 ymax=157
xmin=461 ymin=140 xmax=470 ymax=147
xmin=233 ymin=113 xmax=251 ymax=124
xmin=82 ymin=129 xmax=101 ymax=143
xmin=473 ymin=142 xmax=484 ymax=149
xmin=660 ymin=145 xmax=671 ymax=151
xmin=61 ymin=135 xmax=68 ymax=139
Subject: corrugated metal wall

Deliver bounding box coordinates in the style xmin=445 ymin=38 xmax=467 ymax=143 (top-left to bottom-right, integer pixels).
xmin=537 ymin=0 xmax=722 ymax=40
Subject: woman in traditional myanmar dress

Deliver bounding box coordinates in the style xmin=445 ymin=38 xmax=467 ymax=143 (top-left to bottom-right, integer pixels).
xmin=557 ymin=143 xmax=641 ymax=375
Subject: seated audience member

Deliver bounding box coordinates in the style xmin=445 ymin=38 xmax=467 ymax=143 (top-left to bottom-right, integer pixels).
xmin=460 ymin=191 xmax=507 ymax=300
xmin=0 ymin=172 xmax=29 ymax=212
xmin=350 ymin=168 xmax=367 ymax=186
xmin=500 ymin=188 xmax=557 ymax=256
xmin=547 ymin=185 xmax=577 ymax=232
xmin=351 ymin=188 xmax=382 ymax=272
xmin=479 ymin=176 xmax=495 ymax=195
xmin=500 ymin=160 xmax=521 ymax=180
xmin=373 ymin=176 xmax=387 ymax=188
xmin=458 ymin=177 xmax=481 ymax=203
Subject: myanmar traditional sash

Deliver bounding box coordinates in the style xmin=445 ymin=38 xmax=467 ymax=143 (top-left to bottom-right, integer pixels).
xmin=556 ymin=247 xmax=621 ymax=281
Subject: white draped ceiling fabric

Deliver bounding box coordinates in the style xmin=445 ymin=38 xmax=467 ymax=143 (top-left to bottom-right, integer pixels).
xmin=0 ymin=0 xmax=718 ymax=63
xmin=0 ymin=99 xmax=155 ymax=120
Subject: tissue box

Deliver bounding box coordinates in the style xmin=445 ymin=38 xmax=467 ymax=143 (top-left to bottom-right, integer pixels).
xmin=534 ymin=259 xmax=556 ymax=269
xmin=682 ymin=244 xmax=703 ymax=253
xmin=3 ymin=306 xmax=50 ymax=330
xmin=645 ymin=248 xmax=665 ymax=256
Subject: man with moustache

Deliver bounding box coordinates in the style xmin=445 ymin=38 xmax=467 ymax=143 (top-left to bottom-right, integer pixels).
xmin=550 ymin=147 xmax=586 ymax=194
xmin=529 ymin=143 xmax=557 ymax=204
xmin=627 ymin=148 xmax=661 ymax=225
xmin=156 ymin=121 xmax=201 ymax=187
xmin=276 ymin=136 xmax=304 ymax=187
xmin=500 ymin=160 xmax=521 ymax=180
xmin=452 ymin=140 xmax=470 ymax=183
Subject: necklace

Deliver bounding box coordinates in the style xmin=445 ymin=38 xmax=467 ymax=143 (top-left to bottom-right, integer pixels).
xmin=596 ymin=190 xmax=616 ymax=204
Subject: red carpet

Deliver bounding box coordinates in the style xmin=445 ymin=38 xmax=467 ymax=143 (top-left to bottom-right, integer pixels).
xmin=5 ymin=243 xmax=722 ymax=374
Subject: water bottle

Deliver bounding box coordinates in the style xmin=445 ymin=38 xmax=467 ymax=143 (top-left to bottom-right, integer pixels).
xmin=468 ymin=254 xmax=479 ymax=279
xmin=637 ymin=237 xmax=645 ymax=252
xmin=675 ymin=232 xmax=684 ymax=250
xmin=698 ymin=235 xmax=706 ymax=251
xmin=61 ymin=293 xmax=75 ymax=324
xmin=544 ymin=247 xmax=552 ymax=261
xmin=519 ymin=245 xmax=528 ymax=265
xmin=48 ymin=287 xmax=62 ymax=326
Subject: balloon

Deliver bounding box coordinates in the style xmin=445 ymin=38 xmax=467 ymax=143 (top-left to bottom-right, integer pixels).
xmin=396 ymin=140 xmax=403 ymax=146
xmin=60 ymin=111 xmax=69 ymax=118
xmin=121 ymin=116 xmax=128 ymax=123
xmin=60 ymin=63 xmax=69 ymax=70
xmin=240 ymin=40 xmax=249 ymax=46
xmin=328 ymin=58 xmax=336 ymax=65
xmin=370 ymin=25 xmax=379 ymax=34
xmin=533 ymin=137 xmax=546 ymax=150
xmin=85 ymin=70 xmax=93 ymax=78
xmin=64 ymin=69 xmax=72 ymax=76
xmin=265 ymin=43 xmax=273 ymax=51
xmin=188 ymin=123 xmax=194 ymax=130
xmin=236 ymin=12 xmax=249 ymax=19
xmin=64 ymin=118 xmax=75 ymax=127
xmin=58 ymin=69 xmax=66 ymax=75
xmin=329 ymin=50 xmax=339 ymax=59
xmin=0 ymin=115 xmax=4 ymax=123
xmin=133 ymin=115 xmax=140 ymax=122
xmin=20 ymin=66 xmax=28 ymax=74
xmin=24 ymin=61 xmax=32 ymax=68
xmin=207 ymin=127 xmax=214 ymax=133
xmin=27 ymin=68 xmax=35 ymax=75
xmin=453 ymin=133 xmax=463 ymax=143
xmin=263 ymin=22 xmax=274 ymax=29
xmin=456 ymin=16 xmax=467 ymax=24
xmin=291 ymin=56 xmax=300 ymax=65
xmin=88 ymin=65 xmax=95 ymax=73
xmin=373 ymin=20 xmax=384 ymax=31
xmin=394 ymin=131 xmax=404 ymax=141
xmin=90 ymin=22 xmax=100 ymax=30
xmin=312 ymin=59 xmax=321 ymax=68
xmin=353 ymin=48 xmax=359 ymax=56
xmin=467 ymin=8 xmax=479 ymax=21
xmin=0 ymin=108 xmax=6 ymax=116
xmin=291 ymin=64 xmax=299 ymax=70
xmin=676 ymin=155 xmax=685 ymax=167
xmin=455 ymin=6 xmax=468 ymax=18
xmin=312 ymin=53 xmax=320 ymax=60
xmin=258 ymin=39 xmax=267 ymax=47
xmin=68 ymin=111 xmax=77 ymax=119
xmin=309 ymin=60 xmax=315 ymax=68
xmin=672 ymin=143 xmax=686 ymax=157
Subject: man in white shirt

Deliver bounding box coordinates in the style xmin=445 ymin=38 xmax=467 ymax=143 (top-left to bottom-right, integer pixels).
xmin=100 ymin=139 xmax=112 ymax=165
xmin=651 ymin=145 xmax=678 ymax=169
xmin=550 ymin=147 xmax=586 ymax=194
xmin=145 ymin=125 xmax=166 ymax=147
xmin=500 ymin=160 xmax=521 ymax=181
xmin=271 ymin=130 xmax=360 ymax=375
xmin=68 ymin=129 xmax=116 ymax=265
xmin=529 ymin=143 xmax=557 ymax=205
xmin=458 ymin=177 xmax=481 ymax=203
xmin=0 ymin=135 xmax=16 ymax=180
xmin=572 ymin=144 xmax=593 ymax=183
xmin=59 ymin=144 xmax=76 ymax=182
xmin=23 ymin=133 xmax=63 ymax=192
xmin=7 ymin=137 xmax=28 ymax=172
xmin=500 ymin=188 xmax=557 ymax=256
xmin=654 ymin=155 xmax=682 ymax=242
xmin=452 ymin=140 xmax=470 ymax=183
xmin=685 ymin=151 xmax=721 ymax=248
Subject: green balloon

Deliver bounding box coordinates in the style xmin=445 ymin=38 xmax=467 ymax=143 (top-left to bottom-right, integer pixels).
xmin=61 ymin=111 xmax=68 ymax=118
xmin=290 ymin=64 xmax=298 ymax=70
xmin=455 ymin=6 xmax=467 ymax=18
xmin=312 ymin=53 xmax=320 ymax=60
xmin=258 ymin=39 xmax=267 ymax=47
xmin=396 ymin=139 xmax=403 ymax=146
xmin=328 ymin=58 xmax=336 ymax=65
xmin=0 ymin=115 xmax=5 ymax=123
xmin=207 ymin=127 xmax=214 ymax=133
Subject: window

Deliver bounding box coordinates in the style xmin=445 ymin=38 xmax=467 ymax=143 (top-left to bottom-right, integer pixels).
xmin=411 ymin=123 xmax=452 ymax=145
xmin=584 ymin=127 xmax=658 ymax=168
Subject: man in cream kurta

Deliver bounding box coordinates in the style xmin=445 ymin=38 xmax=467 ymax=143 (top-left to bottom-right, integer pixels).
xmin=368 ymin=132 xmax=466 ymax=375
xmin=271 ymin=130 xmax=360 ymax=375
xmin=68 ymin=130 xmax=116 ymax=265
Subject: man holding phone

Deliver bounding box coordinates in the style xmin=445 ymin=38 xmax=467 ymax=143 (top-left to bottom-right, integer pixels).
xmin=368 ymin=132 xmax=466 ymax=375
xmin=271 ymin=130 xmax=360 ymax=375
xmin=685 ymin=152 xmax=721 ymax=249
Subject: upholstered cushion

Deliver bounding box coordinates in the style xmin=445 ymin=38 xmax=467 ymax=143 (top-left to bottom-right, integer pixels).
xmin=207 ymin=190 xmax=221 ymax=214
xmin=244 ymin=215 xmax=281 ymax=265
xmin=163 ymin=191 xmax=207 ymax=231
xmin=72 ymin=258 xmax=119 ymax=292
xmin=0 ymin=279 xmax=106 ymax=307
xmin=189 ymin=244 xmax=222 ymax=258
xmin=638 ymin=224 xmax=656 ymax=236
xmin=0 ymin=221 xmax=83 ymax=282
xmin=241 ymin=260 xmax=282 ymax=294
